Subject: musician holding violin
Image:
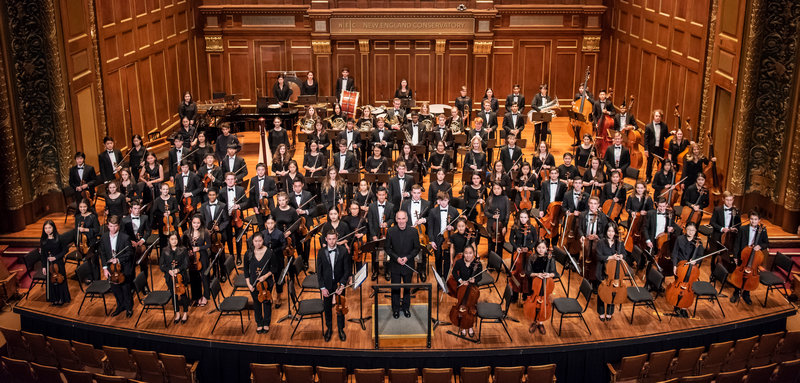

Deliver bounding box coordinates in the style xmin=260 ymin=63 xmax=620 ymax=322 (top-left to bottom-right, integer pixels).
xmin=152 ymin=183 xmax=179 ymax=248
xmin=488 ymin=161 xmax=512 ymax=197
xmin=249 ymin=163 xmax=278 ymax=231
xmin=450 ymin=245 xmax=482 ymax=338
xmin=123 ymin=201 xmax=150 ymax=275
xmin=317 ymin=230 xmax=352 ymax=342
xmin=523 ymin=240 xmax=557 ymax=334
xmin=75 ymin=199 xmax=101 ymax=280
xmin=428 ymin=168 xmax=453 ymax=203
xmin=221 ymin=172 xmax=249 ymax=265
xmin=288 ymin=179 xmax=314 ymax=268
xmin=462 ymin=173 xmax=487 ymax=224
xmin=540 ymin=168 xmax=568 ymax=217
xmin=100 ymin=216 xmax=134 ymax=318
xmin=643 ymin=197 xmax=682 ymax=270
xmin=487 ymin=182 xmax=510 ymax=257
xmin=175 ymin=160 xmax=202 ymax=231
xmin=670 ymin=222 xmax=703 ymax=318
xmin=709 ymin=191 xmax=741 ymax=271
xmin=343 ymin=202 xmax=368 ymax=271
xmin=557 ymin=153 xmax=579 ymax=182
xmin=449 ymin=219 xmax=476 ymax=263
xmin=510 ymin=210 xmax=539 ymax=304
xmin=652 ymin=160 xmax=676 ymax=201
xmin=575 ymin=135 xmax=597 ymax=171
xmin=514 ymin=162 xmax=539 ymax=210
xmin=68 ymin=152 xmax=97 ymax=201
xmin=625 ymin=182 xmax=653 ymax=225
xmin=531 ymin=142 xmax=556 ymax=179
xmin=183 ymin=215 xmax=211 ymax=306
xmin=246 ymin=232 xmax=276 ymax=334
xmin=368 ymin=187 xmax=395 ymax=281
xmin=595 ymin=224 xmax=625 ymax=321
xmin=427 ymin=191 xmax=458 ymax=280
xmin=682 ymin=143 xmax=715 ymax=188
xmin=582 ymin=156 xmax=606 ymax=194
xmin=321 ymin=208 xmax=351 ymax=248
xmin=160 ymin=232 xmax=190 ymax=324
xmin=40 ymin=220 xmax=70 ymax=305
xmin=198 ymin=153 xmax=224 ymax=202
xmin=730 ymin=211 xmax=769 ymax=305
xmin=562 ymin=176 xmax=588 ymax=215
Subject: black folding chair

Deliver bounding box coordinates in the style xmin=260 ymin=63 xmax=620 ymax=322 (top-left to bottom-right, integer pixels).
xmin=287 ymin=277 xmax=324 ymax=340
xmin=133 ymin=272 xmax=172 ymax=328
xmin=551 ymin=278 xmax=593 ymax=336
xmin=209 ymin=277 xmax=249 ymax=334
xmin=75 ymin=261 xmax=111 ymax=315
xmin=760 ymin=252 xmax=793 ymax=307
xmin=692 ymin=263 xmax=727 ymax=318
xmin=476 ymin=285 xmax=513 ymax=342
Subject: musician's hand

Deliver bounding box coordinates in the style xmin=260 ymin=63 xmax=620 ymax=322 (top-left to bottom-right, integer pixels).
xmin=355 ymin=233 xmax=363 ymax=239
xmin=402 ymin=192 xmax=409 ymax=198
xmin=470 ymin=165 xmax=477 ymax=170
xmin=645 ymin=150 xmax=649 ymax=157
xmin=398 ymin=257 xmax=407 ymax=265
xmin=493 ymin=213 xmax=500 ymax=219
xmin=478 ymin=199 xmax=484 ymax=204
xmin=372 ymin=236 xmax=378 ymax=241
xmin=692 ymin=205 xmax=700 ymax=212
xmin=213 ymin=225 xmax=220 ymax=232
xmin=111 ymin=258 xmax=119 ymax=264
xmin=103 ymin=269 xmax=110 ymax=279
xmin=574 ymin=211 xmax=580 ymax=216
xmin=580 ymin=236 xmax=585 ymax=244
xmin=164 ymin=212 xmax=169 ymax=217
xmin=248 ymin=283 xmax=254 ymax=292
xmin=540 ymin=211 xmax=545 ymax=218
xmin=42 ymin=267 xmax=47 ymax=274
xmin=673 ymin=266 xmax=677 ymax=275
xmin=418 ymin=218 xmax=427 ymax=224
xmin=646 ymin=240 xmax=653 ymax=248
xmin=193 ymin=247 xmax=200 ymax=252
xmin=48 ymin=256 xmax=56 ymax=262
xmin=667 ymin=227 xmax=674 ymax=233
xmin=613 ymin=197 xmax=618 ymax=203
xmin=446 ymin=225 xmax=453 ymax=232
xmin=284 ymin=231 xmax=291 ymax=238
xmin=754 ymin=245 xmax=761 ymax=251
xmin=722 ymin=227 xmax=729 ymax=233
xmin=640 ymin=210 xmax=647 ymax=216
xmin=460 ymin=280 xmax=468 ymax=286
xmin=468 ymin=278 xmax=475 ymax=284
xmin=380 ymin=223 xmax=387 ymax=229
xmin=430 ymin=242 xmax=437 ymax=250
xmin=711 ymin=157 xmax=717 ymax=162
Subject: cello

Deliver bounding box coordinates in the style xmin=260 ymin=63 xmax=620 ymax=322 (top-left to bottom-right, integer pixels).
xmin=654 ymin=210 xmax=677 ymax=277
xmin=581 ymin=214 xmax=600 ymax=282
xmin=601 ymin=183 xmax=625 ymax=222
xmin=675 ymin=187 xmax=706 ymax=230
xmin=728 ymin=224 xmax=766 ymax=292
xmin=523 ymin=254 xmax=555 ymax=324
xmin=448 ymin=264 xmax=486 ymax=333
xmin=665 ymin=238 xmax=703 ymax=309
xmin=570 ymin=67 xmax=594 ymax=144
xmin=624 ymin=203 xmax=647 ymax=254
xmin=539 ymin=201 xmax=563 ymax=242
xmin=598 ymin=241 xmax=630 ymax=307
xmin=621 ymin=95 xmax=644 ymax=169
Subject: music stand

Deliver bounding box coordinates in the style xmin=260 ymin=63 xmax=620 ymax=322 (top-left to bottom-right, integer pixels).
xmin=362 ymin=238 xmax=386 ymax=297
xmin=473 ymin=222 xmax=491 ymax=239
xmin=276 ymin=260 xmax=294 ymax=323
xmin=400 ymin=98 xmax=415 ymax=111
xmin=363 ymin=173 xmax=390 ymax=186
xmin=529 ymin=112 xmax=553 ymax=123
xmin=347 ymin=264 xmax=371 ymax=330
xmin=430 ymin=266 xmax=451 ymax=330
xmin=297 ymin=95 xmax=317 ymax=105
xmin=340 ymin=172 xmax=360 ymax=186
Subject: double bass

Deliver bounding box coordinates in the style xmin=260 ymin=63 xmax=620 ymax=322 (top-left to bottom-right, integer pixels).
xmin=523 ymin=254 xmax=555 ymax=323
xmin=596 ymin=88 xmax=615 ymax=157
xmin=570 ymin=67 xmax=594 ymax=144
xmin=728 ymin=225 xmax=766 ymax=292
xmin=621 ymin=95 xmax=644 ymax=169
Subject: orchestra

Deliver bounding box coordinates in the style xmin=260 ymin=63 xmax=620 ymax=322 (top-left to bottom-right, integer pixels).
xmin=33 ymin=72 xmax=781 ymax=345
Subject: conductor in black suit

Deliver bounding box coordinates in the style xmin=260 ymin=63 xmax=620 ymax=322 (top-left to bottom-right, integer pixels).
xmin=100 ymin=216 xmax=134 ymax=317
xmin=98 ymin=136 xmax=123 ymax=183
xmin=603 ymin=132 xmax=631 ymax=178
xmin=644 ymin=109 xmax=669 ymax=183
xmin=384 ymin=210 xmax=420 ymax=319
xmin=334 ymin=67 xmax=356 ymax=100
xmin=317 ymin=230 xmax=352 ymax=342
xmin=69 ymin=152 xmax=98 ymax=200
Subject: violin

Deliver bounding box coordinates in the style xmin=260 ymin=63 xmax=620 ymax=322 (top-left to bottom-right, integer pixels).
xmin=78 ymin=222 xmax=90 ymax=255
xmin=171 ymin=260 xmax=187 ymax=296
xmin=352 ymin=237 xmax=364 ymax=263
xmin=202 ymin=172 xmax=214 ymax=189
xmin=597 ymin=241 xmax=630 ymax=306
xmin=415 ymin=211 xmax=430 ymax=245
xmin=256 ymin=267 xmax=273 ymax=303
xmin=729 ymin=224 xmax=766 ymax=292
xmin=380 ymin=213 xmax=388 ymax=238
xmin=109 ymin=248 xmax=125 ymax=284
xmin=524 ymin=254 xmax=555 ymax=322
xmin=231 ymin=208 xmax=244 ymax=229
xmin=162 ymin=200 xmax=174 ymax=230
xmin=474 ymin=200 xmax=487 ymax=226
xmin=190 ymin=236 xmax=202 ymax=271
xmin=601 ymin=183 xmax=625 ymax=222
xmin=182 ymin=195 xmax=195 ymax=216
xmin=491 ymin=209 xmax=504 ymax=244
xmin=518 ymin=175 xmax=533 ymax=211
xmin=80 ymin=180 xmax=93 ymax=204
xmin=655 ymin=211 xmax=677 ymax=277
xmin=49 ymin=261 xmax=65 ymax=284
xmin=284 ymin=236 xmax=296 ymax=259
xmin=334 ymin=283 xmax=348 ymax=315
xmin=448 ymin=263 xmax=482 ymax=331
xmin=665 ymin=238 xmax=702 ymax=309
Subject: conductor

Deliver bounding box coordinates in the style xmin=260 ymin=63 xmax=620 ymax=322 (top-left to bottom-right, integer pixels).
xmin=384 ymin=210 xmax=420 ymax=319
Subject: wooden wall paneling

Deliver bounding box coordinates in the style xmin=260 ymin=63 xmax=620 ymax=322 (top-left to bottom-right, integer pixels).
xmin=518 ymin=41 xmax=550 ymax=102
xmin=371 ymin=52 xmax=391 ymax=104
xmin=553 ymin=52 xmax=577 ymax=102
xmin=137 ymin=56 xmax=157 ymax=131
xmin=413 ymin=45 xmax=433 ymax=104
xmin=444 ymin=41 xmax=470 ymax=106
xmin=491 ymin=50 xmax=514 ymax=102
xmin=228 ymin=50 xmax=254 ymax=103
xmin=315 ymin=54 xmax=332 ymax=97
xmin=472 ymin=55 xmax=490 ymax=104
xmin=207 ymin=53 xmax=224 ymax=96
xmin=638 ymin=50 xmax=655 ymax=119
xmin=333 ymin=40 xmax=357 ymax=98
xmin=104 ymin=70 xmax=124 ymax=142
xmin=650 ymin=57 xmax=670 ymax=113
xmin=150 ymin=50 xmax=170 ymax=127
xmin=177 ymin=40 xmax=192 ymax=102
xmin=256 ymin=41 xmax=286 ymax=100
xmin=123 ymin=64 xmax=142 ymax=144
xmin=165 ymin=45 xmax=180 ymax=119
xmin=582 ymin=53 xmax=600 ymax=92
xmin=393 ymin=44 xmax=411 ymax=103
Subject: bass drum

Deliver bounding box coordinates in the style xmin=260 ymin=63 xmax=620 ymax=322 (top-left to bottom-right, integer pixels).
xmin=341 ymin=90 xmax=360 ymax=119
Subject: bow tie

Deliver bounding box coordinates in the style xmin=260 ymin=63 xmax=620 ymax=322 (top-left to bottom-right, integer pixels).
xmin=441 ymin=209 xmax=448 ymax=212
xmin=413 ymin=201 xmax=420 ymax=204
xmin=182 ymin=174 xmax=188 ymax=177
xmin=107 ymin=151 xmax=114 ymax=154
xmin=177 ymin=149 xmax=182 ymax=153
xmin=329 ymin=250 xmax=336 ymax=255
xmin=296 ymin=194 xmax=302 ymax=198
xmin=398 ymin=177 xmax=405 ymax=180
xmin=258 ymin=178 xmax=264 ymax=182
xmin=77 ymin=166 xmax=84 ymax=169
xmin=209 ymin=203 xmax=218 ymax=206
xmin=551 ymin=182 xmax=558 ymax=185
xmin=658 ymin=212 xmax=667 ymax=216
xmin=131 ymin=217 xmax=139 ymax=221
xmin=615 ymin=146 xmax=622 ymax=149
xmin=228 ymin=188 xmax=234 ymax=192
xmin=724 ymin=207 xmax=733 ymax=211
xmin=378 ymin=204 xmax=385 ymax=208
xmin=589 ymin=213 xmax=595 ymax=217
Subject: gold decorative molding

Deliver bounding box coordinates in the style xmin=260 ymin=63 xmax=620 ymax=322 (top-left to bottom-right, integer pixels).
xmin=728 ymin=0 xmax=761 ymax=195
xmin=87 ymin=0 xmax=107 ymax=137
xmin=330 ymin=17 xmax=474 ymax=35
xmin=581 ymin=36 xmax=600 ymax=52
xmin=311 ymin=40 xmax=331 ymax=54
xmin=473 ymin=40 xmax=492 ymax=54
xmin=359 ymin=39 xmax=369 ymax=53
xmin=44 ymin=0 xmax=72 ymax=191
xmin=785 ymin=107 xmax=800 ymax=210
xmin=0 ymin=42 xmax=23 ymax=210
xmin=697 ymin=0 xmax=718 ymax=151
xmin=205 ymin=35 xmax=223 ymax=53
xmin=435 ymin=39 xmax=446 ymax=55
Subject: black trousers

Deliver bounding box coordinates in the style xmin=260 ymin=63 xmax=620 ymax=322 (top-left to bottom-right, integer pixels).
xmin=597 ymin=297 xmax=615 ymax=315
xmin=165 ymin=275 xmax=190 ymax=312
xmin=110 ymin=279 xmax=133 ymax=312
xmin=390 ymin=263 xmax=414 ymax=311
xmin=535 ymin=122 xmax=550 ymax=144
xmin=225 ymin=225 xmax=243 ymax=259
xmin=433 ymin=244 xmax=450 ymax=279
xmin=646 ymin=147 xmax=665 ymax=181
xmin=249 ymin=287 xmax=273 ymax=327
xmin=322 ymin=294 xmax=345 ymax=331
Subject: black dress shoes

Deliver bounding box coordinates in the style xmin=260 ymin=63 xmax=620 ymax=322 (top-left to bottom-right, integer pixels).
xmin=730 ymin=292 xmax=740 ymax=303
xmin=743 ymin=293 xmax=753 ymax=305
xmin=393 ymin=311 xmax=400 ymax=319
xmin=403 ymin=309 xmax=411 ymax=318
xmin=338 ymin=329 xmax=346 ymax=341
xmin=323 ymin=329 xmax=332 ymax=342
xmin=126 ymin=310 xmax=133 ymax=318
xmin=371 ymin=273 xmax=378 ymax=281
xmin=420 ymin=272 xmax=427 ymax=282
xmin=111 ymin=308 xmax=124 ymax=317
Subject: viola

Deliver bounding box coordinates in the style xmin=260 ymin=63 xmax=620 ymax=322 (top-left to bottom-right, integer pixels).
xmin=352 ymin=238 xmax=364 ymax=263
xmin=256 ymin=267 xmax=273 ymax=303
xmin=449 ymin=267 xmax=481 ymax=331
xmin=283 ymin=236 xmax=296 ymax=259
xmin=334 ymin=283 xmax=349 ymax=315
xmin=109 ymin=258 xmax=125 ymax=284
xmin=78 ymin=222 xmax=90 ymax=255
xmin=665 ymin=239 xmax=703 ymax=309
xmin=231 ymin=208 xmax=244 ymax=229
xmin=415 ymin=211 xmax=430 ymax=245
xmin=80 ymin=181 xmax=92 ymax=204
xmin=524 ymin=257 xmax=555 ymax=322
xmin=539 ymin=201 xmax=563 ymax=240
xmin=491 ymin=209 xmax=504 ymax=244
xmin=202 ymin=172 xmax=214 ymax=188
xmin=597 ymin=244 xmax=630 ymax=306
xmin=601 ymin=184 xmax=625 ymax=222
xmin=729 ymin=225 xmax=766 ymax=292
xmin=49 ymin=262 xmax=65 ymax=284
xmin=474 ymin=200 xmax=487 ymax=226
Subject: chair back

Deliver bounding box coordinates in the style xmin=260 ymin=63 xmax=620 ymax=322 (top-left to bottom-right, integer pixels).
xmin=713 ymin=369 xmax=746 ymax=383
xmin=647 ymin=267 xmax=664 ymax=295
xmin=526 ymin=364 xmax=556 ymax=382
xmin=75 ymin=261 xmax=94 ymax=284
xmin=615 ymin=353 xmax=647 ymax=381
xmin=631 ymin=245 xmax=643 ymax=268
xmin=699 ymin=341 xmax=733 ymax=375
xmin=61 ymin=368 xmax=95 ymax=383
xmin=722 ymin=335 xmax=758 ymax=372
xmin=316 ymin=366 xmax=347 ymax=383
xmin=24 ymin=249 xmax=41 ymax=271
xmin=283 ymin=364 xmax=314 ymax=383
xmin=48 ymin=336 xmax=83 ymax=370
xmin=21 ymin=331 xmax=58 ymax=367
xmin=131 ymin=349 xmax=166 ymax=383
xmin=421 ymin=367 xmax=452 ymax=383
xmin=210 ymin=277 xmax=222 ymax=305
xmin=30 ymin=362 xmax=63 ymax=383
xmin=744 ymin=362 xmax=777 ymax=383
xmin=159 ymin=353 xmax=195 ymax=383
xmin=71 ymin=340 xmax=106 ymax=373
xmin=223 ymin=255 xmax=236 ymax=277
xmin=250 ymin=363 xmax=281 ymax=383
xmin=1 ymin=356 xmax=35 ymax=382
xmin=388 ymin=368 xmax=418 ymax=383
xmin=669 ymin=346 xmax=704 ymax=377
xmin=502 ymin=285 xmax=514 ymax=315
xmin=772 ymin=359 xmax=800 ymax=383
xmin=776 ymin=331 xmax=800 ymax=362
xmin=458 ymin=366 xmax=489 ymax=383
xmin=645 ymin=349 xmax=676 ymax=382
xmin=750 ymin=331 xmax=784 ymax=368
xmin=0 ymin=327 xmax=33 ymax=361
xmin=92 ymin=373 xmax=128 ymax=383
xmin=676 ymin=373 xmax=714 ymax=382
xmin=102 ymin=346 xmax=137 ymax=378
xmin=487 ymin=251 xmax=504 ymax=273
xmin=353 ymin=368 xmax=385 ymax=383
xmin=579 ymin=278 xmax=593 ymax=309
xmin=134 ymin=272 xmax=147 ymax=295
xmin=712 ymin=263 xmax=729 ymax=283
xmin=774 ymin=252 xmax=793 ymax=275
xmin=494 ymin=366 xmax=524 ymax=382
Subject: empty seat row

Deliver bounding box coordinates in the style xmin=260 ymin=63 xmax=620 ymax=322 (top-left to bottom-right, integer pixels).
xmin=655 ymin=358 xmax=800 ymax=383
xmin=608 ymin=330 xmax=800 ymax=382
xmin=251 ymin=363 xmax=558 ymax=383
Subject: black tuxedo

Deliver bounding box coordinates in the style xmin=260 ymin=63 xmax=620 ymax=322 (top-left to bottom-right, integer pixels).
xmin=287 ymin=190 xmax=315 ymax=220
xmin=642 ymin=210 xmax=682 ymax=245
xmin=734 ymin=225 xmax=769 ymax=261
xmin=680 ymin=184 xmax=709 ymax=210
xmin=539 ymin=180 xmax=568 ymax=212
xmin=433 ymin=127 xmax=454 ymax=148
xmin=316 ymin=245 xmax=351 ymax=332
xmin=400 ymin=199 xmax=431 ymax=227
xmin=592 ymin=100 xmax=616 ymax=124
xmin=174 ymin=172 xmax=202 ymax=199
xmin=337 ymin=129 xmax=362 ymax=153
xmin=505 ymin=94 xmax=526 ymax=113
xmin=98 ymin=149 xmax=123 ymax=182
xmin=99 ymin=231 xmax=133 ymax=312
xmin=502 ymin=112 xmax=526 ymax=135
xmin=531 ymin=94 xmax=552 ymax=112
xmin=248 ymin=176 xmax=278 ymax=223
xmin=168 ymin=147 xmax=189 ymax=178
xmin=68 ymin=164 xmax=98 ymax=199
xmin=387 ymin=174 xmax=416 ymax=210
xmin=577 ymin=210 xmax=609 ymax=239
xmin=614 ymin=113 xmax=637 ymax=131
xmin=404 ymin=121 xmax=426 ymax=146
xmin=220 ymin=155 xmax=248 ymax=184
xmin=220 ymin=185 xmax=248 ymax=260
xmin=334 ymin=76 xmax=356 ymax=99
xmin=199 ymin=201 xmax=230 ymax=232
xmin=644 ymin=122 xmax=670 ymax=151
xmin=426 ymin=204 xmax=459 ymax=277
xmin=604 ymin=145 xmax=631 ymax=176
xmin=197 ymin=165 xmax=224 ymax=190
xmin=367 ymin=201 xmax=395 ymax=240
xmin=387 ymin=108 xmax=406 ymax=125
xmin=479 ymin=110 xmax=498 ymax=131
xmin=562 ymin=190 xmax=589 ymax=213
xmin=333 ymin=151 xmax=358 ymax=174
xmin=122 ymin=215 xmax=150 ymax=242
xmin=371 ymin=129 xmax=394 ymax=158
xmin=499 ymin=145 xmax=523 ymax=173
xmin=709 ymin=206 xmax=741 ymax=243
